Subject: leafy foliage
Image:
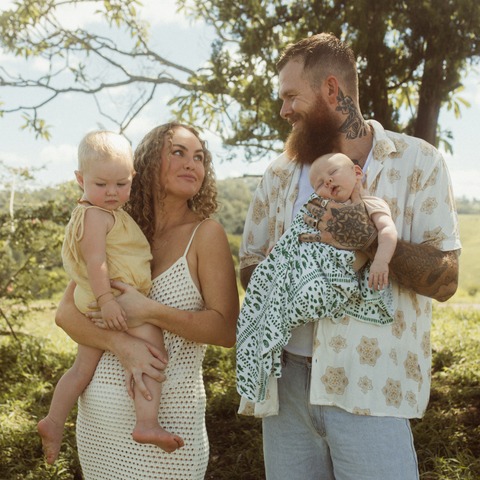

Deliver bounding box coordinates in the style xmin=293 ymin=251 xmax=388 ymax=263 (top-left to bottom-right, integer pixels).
xmin=0 ymin=168 xmax=77 ymax=337
xmin=0 ymin=202 xmax=72 ymax=336
xmin=216 ymin=176 xmax=260 ymax=234
xmin=0 ymin=0 xmax=195 ymax=139
xmin=176 ymin=0 xmax=480 ymax=150
xmin=0 ymin=331 xmax=80 ymax=479
xmin=1 ymin=0 xmax=479 ymax=151
xmin=203 ymin=346 xmax=264 ymax=479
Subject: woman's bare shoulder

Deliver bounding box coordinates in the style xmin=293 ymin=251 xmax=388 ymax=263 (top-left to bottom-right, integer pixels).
xmin=194 ymin=218 xmax=229 ymax=247
xmin=198 ymin=218 xmax=226 ymax=234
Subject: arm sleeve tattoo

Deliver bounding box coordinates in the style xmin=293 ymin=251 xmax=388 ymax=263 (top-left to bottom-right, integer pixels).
xmin=366 ymin=239 xmax=459 ymax=302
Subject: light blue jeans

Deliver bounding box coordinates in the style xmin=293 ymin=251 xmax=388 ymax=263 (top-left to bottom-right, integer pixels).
xmin=262 ymin=350 xmax=419 ymax=480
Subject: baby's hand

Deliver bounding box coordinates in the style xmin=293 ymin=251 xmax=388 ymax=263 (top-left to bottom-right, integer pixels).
xmin=100 ymin=299 xmax=128 ymax=331
xmin=368 ymin=260 xmax=389 ymax=291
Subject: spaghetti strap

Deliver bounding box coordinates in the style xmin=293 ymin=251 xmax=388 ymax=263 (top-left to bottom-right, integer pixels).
xmin=183 ymin=218 xmax=211 ymax=257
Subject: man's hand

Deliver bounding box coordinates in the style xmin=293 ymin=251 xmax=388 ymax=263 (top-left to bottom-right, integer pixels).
xmin=299 ymin=185 xmax=375 ymax=250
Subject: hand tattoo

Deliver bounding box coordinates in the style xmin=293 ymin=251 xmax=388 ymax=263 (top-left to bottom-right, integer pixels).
xmin=324 ymin=204 xmax=374 ymax=248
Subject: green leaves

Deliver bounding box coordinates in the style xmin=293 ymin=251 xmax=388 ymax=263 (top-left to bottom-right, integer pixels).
xmin=0 ymin=333 xmax=80 ymax=478
xmin=0 ymin=171 xmax=73 ymax=337
xmin=2 ymin=0 xmax=479 ymax=154
xmin=176 ymin=0 xmax=480 ymax=153
xmin=20 ymin=114 xmax=52 ymax=140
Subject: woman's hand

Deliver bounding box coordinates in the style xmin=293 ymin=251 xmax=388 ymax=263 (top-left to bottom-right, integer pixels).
xmin=56 ymin=281 xmax=167 ymax=400
xmin=86 ymin=280 xmax=152 ymax=329
xmin=112 ymin=333 xmax=168 ymax=400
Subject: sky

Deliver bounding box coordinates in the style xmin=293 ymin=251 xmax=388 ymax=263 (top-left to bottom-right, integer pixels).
xmin=1 ymin=0 xmax=479 ymax=200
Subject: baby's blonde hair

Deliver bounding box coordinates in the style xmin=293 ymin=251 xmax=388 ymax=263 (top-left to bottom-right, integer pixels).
xmin=78 ymin=131 xmax=134 ymax=173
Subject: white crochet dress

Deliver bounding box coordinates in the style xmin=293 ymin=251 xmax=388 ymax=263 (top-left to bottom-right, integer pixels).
xmin=76 ymin=223 xmax=209 ymax=479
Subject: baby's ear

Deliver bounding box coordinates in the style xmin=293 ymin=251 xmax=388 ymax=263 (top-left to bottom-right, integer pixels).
xmin=74 ymin=170 xmax=85 ymax=190
xmin=354 ymin=165 xmax=364 ymax=179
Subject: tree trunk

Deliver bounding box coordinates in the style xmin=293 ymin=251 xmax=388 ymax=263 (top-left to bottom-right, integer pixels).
xmin=414 ymin=57 xmax=443 ymax=145
xmin=414 ymin=95 xmax=441 ymax=146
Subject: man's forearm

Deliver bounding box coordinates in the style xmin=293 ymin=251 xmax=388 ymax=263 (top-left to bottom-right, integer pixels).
xmin=366 ymin=239 xmax=458 ymax=301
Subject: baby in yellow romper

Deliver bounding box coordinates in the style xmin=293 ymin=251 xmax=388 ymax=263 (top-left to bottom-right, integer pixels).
xmin=38 ymin=131 xmax=183 ymax=464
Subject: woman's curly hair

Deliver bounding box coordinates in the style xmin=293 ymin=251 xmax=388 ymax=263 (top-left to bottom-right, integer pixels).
xmin=125 ymin=122 xmax=219 ymax=244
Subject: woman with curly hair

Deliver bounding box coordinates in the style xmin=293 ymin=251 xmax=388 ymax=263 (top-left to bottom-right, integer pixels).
xmin=55 ymin=122 xmax=239 ymax=479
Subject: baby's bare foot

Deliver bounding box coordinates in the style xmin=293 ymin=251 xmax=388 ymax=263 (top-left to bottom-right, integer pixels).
xmin=132 ymin=423 xmax=184 ymax=453
xmin=37 ymin=417 xmax=64 ymax=464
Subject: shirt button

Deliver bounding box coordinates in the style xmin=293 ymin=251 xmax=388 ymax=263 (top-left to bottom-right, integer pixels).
xmin=277 ymin=207 xmax=280 ymax=213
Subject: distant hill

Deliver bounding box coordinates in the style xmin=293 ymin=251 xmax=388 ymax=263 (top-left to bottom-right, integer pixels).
xmin=1 ymin=178 xmax=477 ymax=238
xmin=1 ymin=179 xmax=477 ymax=303
xmin=0 ymin=177 xmax=261 ymax=235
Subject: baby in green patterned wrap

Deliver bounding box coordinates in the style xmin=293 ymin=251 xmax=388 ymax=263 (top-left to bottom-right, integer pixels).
xmin=236 ymin=152 xmax=398 ymax=403
xmin=309 ymin=152 xmax=397 ymax=290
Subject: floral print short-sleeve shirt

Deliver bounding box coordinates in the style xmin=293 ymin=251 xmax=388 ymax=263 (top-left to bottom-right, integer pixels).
xmin=238 ymin=120 xmax=461 ymax=419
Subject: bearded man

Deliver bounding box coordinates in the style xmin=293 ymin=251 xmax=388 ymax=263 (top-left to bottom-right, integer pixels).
xmin=238 ymin=33 xmax=460 ymax=480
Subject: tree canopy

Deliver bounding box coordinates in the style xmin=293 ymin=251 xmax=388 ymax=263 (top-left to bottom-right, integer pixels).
xmin=1 ymin=0 xmax=479 ymax=155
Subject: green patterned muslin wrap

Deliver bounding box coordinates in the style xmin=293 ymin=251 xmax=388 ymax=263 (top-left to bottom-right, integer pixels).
xmin=236 ymin=194 xmax=394 ymax=403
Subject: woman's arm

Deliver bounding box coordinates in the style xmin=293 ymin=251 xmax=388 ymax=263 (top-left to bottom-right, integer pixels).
xmin=94 ymin=220 xmax=239 ymax=347
xmin=56 ymin=281 xmax=167 ymax=399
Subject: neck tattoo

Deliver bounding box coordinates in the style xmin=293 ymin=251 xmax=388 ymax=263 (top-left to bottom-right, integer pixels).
xmin=335 ymin=87 xmax=369 ymax=140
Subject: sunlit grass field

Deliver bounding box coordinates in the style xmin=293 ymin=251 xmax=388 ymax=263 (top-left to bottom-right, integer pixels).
xmin=451 ymin=214 xmax=480 ymax=303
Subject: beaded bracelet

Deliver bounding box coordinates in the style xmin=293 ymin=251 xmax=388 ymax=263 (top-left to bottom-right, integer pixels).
xmin=360 ymin=228 xmax=378 ymax=253
xmin=96 ymin=290 xmax=114 ymax=302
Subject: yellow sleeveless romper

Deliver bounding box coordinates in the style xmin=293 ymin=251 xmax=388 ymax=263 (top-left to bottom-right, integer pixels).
xmin=61 ymin=204 xmax=152 ymax=313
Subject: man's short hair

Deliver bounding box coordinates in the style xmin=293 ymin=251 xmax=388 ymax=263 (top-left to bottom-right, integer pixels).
xmin=277 ymin=33 xmax=358 ymax=99
xmin=78 ymin=131 xmax=134 ymax=173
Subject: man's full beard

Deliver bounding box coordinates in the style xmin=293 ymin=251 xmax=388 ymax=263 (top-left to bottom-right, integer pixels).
xmin=284 ymin=94 xmax=340 ymax=166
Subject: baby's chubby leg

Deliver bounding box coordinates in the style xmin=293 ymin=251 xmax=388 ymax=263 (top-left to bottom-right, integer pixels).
xmin=127 ymin=324 xmax=184 ymax=453
xmin=38 ymin=345 xmax=103 ymax=464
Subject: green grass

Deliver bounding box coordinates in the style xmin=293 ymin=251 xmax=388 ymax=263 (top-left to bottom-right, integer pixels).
xmin=413 ymin=305 xmax=480 ymax=479
xmin=1 ymin=305 xmax=479 ymax=479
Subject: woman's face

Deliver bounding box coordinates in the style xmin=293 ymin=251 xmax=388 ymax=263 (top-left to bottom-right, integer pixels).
xmin=158 ymin=127 xmax=206 ymax=200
